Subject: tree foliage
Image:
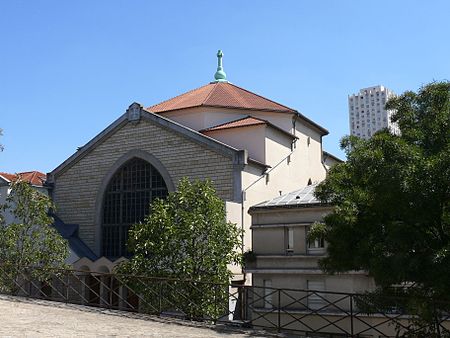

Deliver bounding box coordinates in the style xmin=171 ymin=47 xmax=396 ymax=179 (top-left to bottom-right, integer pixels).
xmin=312 ymin=81 xmax=450 ymax=335
xmin=118 ymin=178 xmax=242 ymax=319
xmin=0 ymin=178 xmax=69 ymax=292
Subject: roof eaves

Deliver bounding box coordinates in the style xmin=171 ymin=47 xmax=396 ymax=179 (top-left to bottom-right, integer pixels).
xmin=202 ymin=104 xmax=295 ymax=114
xmin=200 ymin=115 xmax=265 ymax=132
xmin=249 ymin=202 xmax=332 ymax=212
xmin=323 ymin=151 xmax=344 ymax=163
xmin=151 ymin=104 xmax=296 ymax=115
xmin=295 ymin=112 xmax=329 ymax=135
xmin=0 ymin=174 xmax=12 ymax=183
xmin=199 ymin=115 xmax=257 ymax=133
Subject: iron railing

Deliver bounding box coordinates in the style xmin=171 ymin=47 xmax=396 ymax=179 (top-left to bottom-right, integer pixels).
xmin=0 ymin=265 xmax=449 ymax=337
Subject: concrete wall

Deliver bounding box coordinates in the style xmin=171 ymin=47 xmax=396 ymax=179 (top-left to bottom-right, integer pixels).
xmin=249 ymin=205 xmax=375 ymax=295
xmin=203 ymin=125 xmax=267 ymax=163
xmin=160 ymin=107 xmax=296 ymax=134
xmin=264 ymin=127 xmax=293 ymax=166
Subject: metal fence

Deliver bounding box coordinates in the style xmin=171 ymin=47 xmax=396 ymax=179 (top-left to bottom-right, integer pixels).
xmin=0 ymin=265 xmax=449 ymax=337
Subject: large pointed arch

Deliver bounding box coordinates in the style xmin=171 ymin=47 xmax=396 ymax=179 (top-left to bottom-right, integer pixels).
xmin=94 ymin=150 xmax=174 ymax=257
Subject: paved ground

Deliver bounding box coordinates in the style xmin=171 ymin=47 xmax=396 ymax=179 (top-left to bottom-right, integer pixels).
xmin=0 ymin=295 xmax=280 ymax=337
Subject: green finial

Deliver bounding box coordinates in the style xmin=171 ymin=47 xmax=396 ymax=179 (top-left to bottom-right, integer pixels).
xmin=214 ymin=50 xmax=227 ymax=82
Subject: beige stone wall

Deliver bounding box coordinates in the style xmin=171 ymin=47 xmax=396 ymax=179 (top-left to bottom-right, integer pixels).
xmin=52 ymin=119 xmax=235 ymax=252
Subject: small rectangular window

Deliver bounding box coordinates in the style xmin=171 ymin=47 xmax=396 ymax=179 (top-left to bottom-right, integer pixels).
xmin=286 ymin=227 xmax=294 ymax=254
xmin=308 ymin=237 xmax=325 ymax=249
xmin=307 ymin=226 xmax=325 ymax=255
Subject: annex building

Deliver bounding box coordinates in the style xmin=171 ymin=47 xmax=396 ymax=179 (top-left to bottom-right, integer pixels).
xmin=47 ymin=51 xmax=340 ymax=281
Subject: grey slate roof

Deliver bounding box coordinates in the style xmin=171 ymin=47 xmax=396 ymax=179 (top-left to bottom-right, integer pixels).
xmin=51 ymin=214 xmax=98 ymax=261
xmin=251 ymin=183 xmax=326 ymax=210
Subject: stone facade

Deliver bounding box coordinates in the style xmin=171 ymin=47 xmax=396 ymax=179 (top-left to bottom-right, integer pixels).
xmin=51 ymin=117 xmax=235 ymax=253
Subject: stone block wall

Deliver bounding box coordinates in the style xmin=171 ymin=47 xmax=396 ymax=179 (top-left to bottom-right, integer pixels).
xmin=52 ymin=119 xmax=234 ymax=252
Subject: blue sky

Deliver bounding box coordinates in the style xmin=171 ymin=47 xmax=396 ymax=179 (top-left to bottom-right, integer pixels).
xmin=1 ymin=0 xmax=449 ymax=173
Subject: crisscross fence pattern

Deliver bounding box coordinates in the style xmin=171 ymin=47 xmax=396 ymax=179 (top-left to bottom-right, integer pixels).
xmin=0 ymin=265 xmax=449 ymax=337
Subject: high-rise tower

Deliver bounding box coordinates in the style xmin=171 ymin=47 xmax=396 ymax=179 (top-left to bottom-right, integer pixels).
xmin=348 ymin=85 xmax=399 ymax=139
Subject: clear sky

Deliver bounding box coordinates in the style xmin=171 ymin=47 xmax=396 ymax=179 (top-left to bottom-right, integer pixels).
xmin=1 ymin=0 xmax=449 ymax=173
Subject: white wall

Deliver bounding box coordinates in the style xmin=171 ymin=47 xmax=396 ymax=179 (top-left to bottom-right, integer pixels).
xmin=159 ymin=107 xmax=296 ymax=133
xmin=264 ymin=127 xmax=294 ymax=165
xmin=204 ymin=125 xmax=267 ymax=163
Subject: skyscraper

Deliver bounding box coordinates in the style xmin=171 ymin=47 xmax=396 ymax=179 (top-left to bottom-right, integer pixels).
xmin=348 ymin=85 xmax=399 ymax=139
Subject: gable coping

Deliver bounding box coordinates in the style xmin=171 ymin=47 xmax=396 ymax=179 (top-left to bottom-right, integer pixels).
xmin=48 ymin=103 xmax=261 ymax=181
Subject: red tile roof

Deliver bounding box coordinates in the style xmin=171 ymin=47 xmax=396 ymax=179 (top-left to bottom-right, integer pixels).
xmin=201 ymin=116 xmax=298 ymax=140
xmin=148 ymin=82 xmax=297 ymax=114
xmin=201 ymin=116 xmax=267 ymax=132
xmin=0 ymin=171 xmax=46 ymax=186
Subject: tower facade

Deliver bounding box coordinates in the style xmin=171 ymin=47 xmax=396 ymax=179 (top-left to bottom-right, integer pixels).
xmin=348 ymin=85 xmax=399 ymax=139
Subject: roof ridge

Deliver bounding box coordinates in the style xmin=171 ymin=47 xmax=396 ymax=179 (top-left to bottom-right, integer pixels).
xmin=203 ymin=82 xmax=218 ymax=104
xmin=18 ymin=170 xmax=41 ymax=175
xmin=225 ymin=82 xmax=297 ymax=113
xmin=31 ymin=171 xmax=38 ymax=183
xmin=147 ymin=83 xmax=213 ymax=110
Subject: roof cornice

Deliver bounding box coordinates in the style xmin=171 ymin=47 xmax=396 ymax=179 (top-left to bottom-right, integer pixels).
xmin=294 ymin=112 xmax=329 ymax=136
xmin=323 ymin=150 xmax=344 ymax=163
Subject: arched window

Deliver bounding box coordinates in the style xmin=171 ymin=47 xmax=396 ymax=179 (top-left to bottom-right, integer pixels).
xmin=102 ymin=158 xmax=168 ymax=258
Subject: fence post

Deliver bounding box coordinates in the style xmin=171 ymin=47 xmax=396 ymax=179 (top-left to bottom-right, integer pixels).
xmin=159 ymin=280 xmax=162 ymax=315
xmin=65 ymin=272 xmax=70 ymax=303
xmin=214 ymin=284 xmax=218 ymax=323
xmin=244 ymin=286 xmax=249 ymax=321
xmin=278 ymin=289 xmax=281 ymax=332
xmin=350 ymin=294 xmax=354 ymax=337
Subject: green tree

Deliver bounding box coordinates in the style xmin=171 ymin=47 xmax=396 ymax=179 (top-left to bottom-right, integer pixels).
xmin=118 ymin=178 xmax=242 ymax=319
xmin=0 ymin=178 xmax=69 ymax=293
xmin=312 ymin=81 xmax=450 ymax=336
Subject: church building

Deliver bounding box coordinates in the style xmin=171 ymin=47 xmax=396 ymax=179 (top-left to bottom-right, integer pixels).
xmin=47 ymin=51 xmax=337 ymax=280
